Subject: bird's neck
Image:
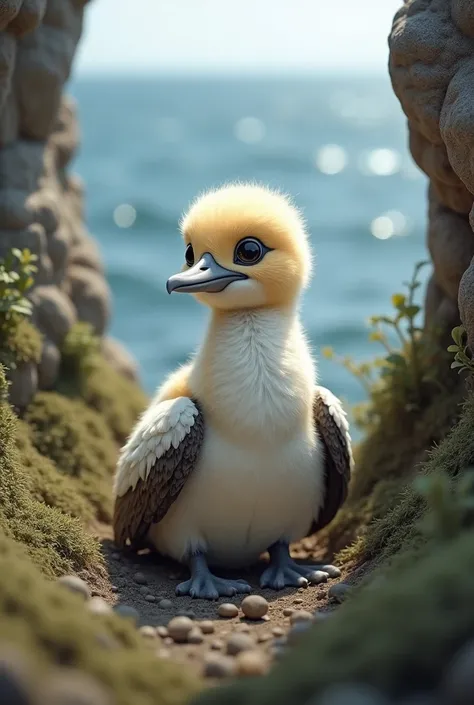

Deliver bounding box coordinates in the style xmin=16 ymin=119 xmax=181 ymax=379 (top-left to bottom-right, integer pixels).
xmin=189 ymin=304 xmax=316 ymax=442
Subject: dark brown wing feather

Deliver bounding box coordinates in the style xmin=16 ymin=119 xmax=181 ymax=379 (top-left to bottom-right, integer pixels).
xmin=310 ymin=389 xmax=352 ymax=534
xmin=113 ymin=401 xmax=205 ymax=549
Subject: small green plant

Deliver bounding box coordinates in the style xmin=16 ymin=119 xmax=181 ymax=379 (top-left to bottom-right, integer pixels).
xmin=323 ymin=261 xmax=438 ymax=430
xmin=0 ymin=248 xmax=37 ymax=327
xmin=448 ymin=325 xmax=474 ymax=375
xmin=414 ymin=469 xmax=474 ymax=541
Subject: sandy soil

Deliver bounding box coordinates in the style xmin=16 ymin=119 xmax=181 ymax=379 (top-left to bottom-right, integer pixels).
xmin=93 ymin=526 xmax=359 ymax=679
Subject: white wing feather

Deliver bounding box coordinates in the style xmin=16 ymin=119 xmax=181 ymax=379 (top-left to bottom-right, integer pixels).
xmin=113 ymin=396 xmax=199 ymax=498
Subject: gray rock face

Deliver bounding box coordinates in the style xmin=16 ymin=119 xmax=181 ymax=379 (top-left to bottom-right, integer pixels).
xmin=388 ymin=1 xmax=474 ymax=346
xmin=0 ymin=2 xmax=139 ymax=400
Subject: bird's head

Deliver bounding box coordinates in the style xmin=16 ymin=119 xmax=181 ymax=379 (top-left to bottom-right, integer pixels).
xmin=166 ymin=183 xmax=312 ymax=311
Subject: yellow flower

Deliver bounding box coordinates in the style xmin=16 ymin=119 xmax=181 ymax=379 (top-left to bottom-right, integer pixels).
xmin=391 ymin=293 xmax=406 ymax=309
xmin=369 ymin=331 xmax=383 ymax=342
xmin=321 ymin=346 xmax=334 ymax=360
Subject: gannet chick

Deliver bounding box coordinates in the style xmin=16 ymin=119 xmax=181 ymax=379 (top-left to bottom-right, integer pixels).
xmin=113 ymin=183 xmax=353 ymax=600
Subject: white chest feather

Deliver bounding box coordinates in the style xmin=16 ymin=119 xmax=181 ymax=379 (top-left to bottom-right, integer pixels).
xmin=149 ymin=309 xmax=325 ymax=566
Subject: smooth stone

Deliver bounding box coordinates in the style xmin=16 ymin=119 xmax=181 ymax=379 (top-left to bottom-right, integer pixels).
xmin=113 ymin=605 xmax=140 ymax=624
xmin=218 ymin=603 xmax=239 ymax=618
xmin=133 ymin=572 xmax=147 ymax=585
xmin=139 ymin=586 xmax=148 ymax=595
xmin=87 ymin=597 xmax=112 ymax=616
xmin=211 ymin=639 xmax=224 ymax=650
xmin=158 ymin=599 xmax=173 ymax=609
xmin=226 ymin=633 xmax=255 ymax=656
xmin=328 ymin=583 xmax=353 ymax=604
xmin=187 ymin=628 xmax=204 ymax=644
xmin=168 ymin=616 xmax=194 ymax=643
xmin=145 ymin=595 xmax=156 ymax=603
xmin=272 ymin=627 xmax=285 ymax=637
xmin=290 ymin=610 xmax=314 ymax=625
xmin=139 ymin=626 xmax=157 ymax=639
xmin=57 ymin=575 xmax=90 ymax=600
xmin=283 ymin=608 xmax=294 ymax=617
xmin=156 ymin=626 xmax=168 ymax=638
xmin=235 ymin=650 xmax=267 ymax=676
xmin=200 ymin=620 xmax=215 ymax=634
xmin=241 ymin=595 xmax=269 ymax=620
xmin=203 ymin=654 xmax=236 ymax=679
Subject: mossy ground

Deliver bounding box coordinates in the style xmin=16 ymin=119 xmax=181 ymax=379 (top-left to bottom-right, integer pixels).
xmin=0 ymin=531 xmax=199 ymax=705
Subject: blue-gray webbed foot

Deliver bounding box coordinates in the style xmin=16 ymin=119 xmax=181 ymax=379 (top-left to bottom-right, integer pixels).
xmin=260 ymin=541 xmax=338 ymax=590
xmin=175 ymin=553 xmax=252 ymax=600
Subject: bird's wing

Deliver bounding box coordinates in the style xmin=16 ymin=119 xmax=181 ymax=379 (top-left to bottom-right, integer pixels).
xmin=310 ymin=385 xmax=353 ymax=533
xmin=113 ymin=396 xmax=204 ymax=549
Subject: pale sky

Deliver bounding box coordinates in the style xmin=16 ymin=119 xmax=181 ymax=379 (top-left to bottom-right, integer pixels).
xmin=75 ymin=0 xmax=403 ymax=75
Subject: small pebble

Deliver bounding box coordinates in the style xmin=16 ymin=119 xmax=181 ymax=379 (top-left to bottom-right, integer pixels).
xmin=241 ymin=595 xmax=269 ymax=620
xmin=203 ymin=654 xmax=236 ymax=679
xmin=139 ymin=586 xmax=148 ymax=596
xmin=139 ymin=626 xmax=157 ymax=640
xmin=287 ymin=621 xmax=312 ymax=645
xmin=328 ymin=583 xmax=352 ymax=604
xmin=308 ymin=570 xmax=329 ymax=585
xmin=226 ymin=633 xmax=255 ymax=656
xmin=133 ymin=572 xmax=147 ymax=586
xmin=200 ymin=621 xmax=215 ymax=634
xmin=177 ymin=609 xmax=195 ymax=620
xmin=57 ymin=575 xmax=91 ymax=600
xmin=168 ymin=616 xmax=194 ymax=643
xmin=156 ymin=626 xmax=168 ymax=638
xmin=163 ymin=637 xmax=173 ymax=646
xmin=283 ymin=608 xmax=294 ymax=617
xmin=272 ymin=627 xmax=285 ymax=637
xmin=188 ymin=627 xmax=204 ymax=644
xmin=442 ymin=639 xmax=474 ymax=705
xmin=293 ymin=598 xmax=304 ymax=605
xmin=290 ymin=610 xmax=314 ymax=625
xmin=235 ymin=650 xmax=267 ymax=676
xmin=321 ymin=564 xmax=341 ymax=579
xmin=87 ymin=597 xmax=112 ymax=616
xmin=218 ymin=603 xmax=239 ymax=618
xmin=211 ymin=639 xmax=224 ymax=650
xmin=235 ymin=623 xmax=250 ymax=633
xmin=158 ymin=599 xmax=173 ymax=610
xmin=113 ymin=605 xmax=140 ymax=624
xmin=110 ymin=585 xmax=118 ymax=593
xmin=145 ymin=595 xmax=156 ymax=603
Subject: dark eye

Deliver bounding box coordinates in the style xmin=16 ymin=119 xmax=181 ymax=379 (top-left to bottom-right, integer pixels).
xmin=185 ymin=243 xmax=195 ymax=267
xmin=234 ymin=238 xmax=266 ymax=266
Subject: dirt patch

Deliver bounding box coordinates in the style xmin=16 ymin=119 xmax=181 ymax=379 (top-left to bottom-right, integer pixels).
xmin=95 ymin=526 xmax=361 ymax=680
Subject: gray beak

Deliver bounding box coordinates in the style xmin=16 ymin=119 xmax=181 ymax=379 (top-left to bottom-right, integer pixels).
xmin=166 ymin=252 xmax=248 ymax=294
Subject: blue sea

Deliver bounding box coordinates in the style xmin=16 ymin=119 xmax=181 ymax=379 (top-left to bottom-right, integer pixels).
xmin=69 ymin=75 xmax=429 ymax=424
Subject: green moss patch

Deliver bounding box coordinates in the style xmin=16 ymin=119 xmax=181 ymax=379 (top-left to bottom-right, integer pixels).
xmin=24 ymin=392 xmax=118 ymax=522
xmin=0 ymin=532 xmax=199 ymax=705
xmin=194 ymin=530 xmax=474 ymax=705
xmin=0 ymin=318 xmax=42 ymax=369
xmin=59 ymin=323 xmax=147 ymax=443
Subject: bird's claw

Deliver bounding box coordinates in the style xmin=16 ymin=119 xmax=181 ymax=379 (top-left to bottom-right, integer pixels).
xmin=176 ymin=575 xmax=251 ymax=600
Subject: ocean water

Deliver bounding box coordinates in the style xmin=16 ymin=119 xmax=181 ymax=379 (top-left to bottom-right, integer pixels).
xmin=69 ymin=75 xmax=429 ymax=421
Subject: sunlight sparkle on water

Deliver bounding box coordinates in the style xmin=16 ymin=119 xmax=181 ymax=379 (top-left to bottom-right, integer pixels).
xmin=361 ymin=148 xmax=401 ymax=176
xmin=370 ymin=210 xmax=409 ymax=240
xmin=234 ymin=117 xmax=266 ymax=143
xmin=113 ymin=204 xmax=136 ymax=228
xmin=315 ymin=144 xmax=347 ymax=175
